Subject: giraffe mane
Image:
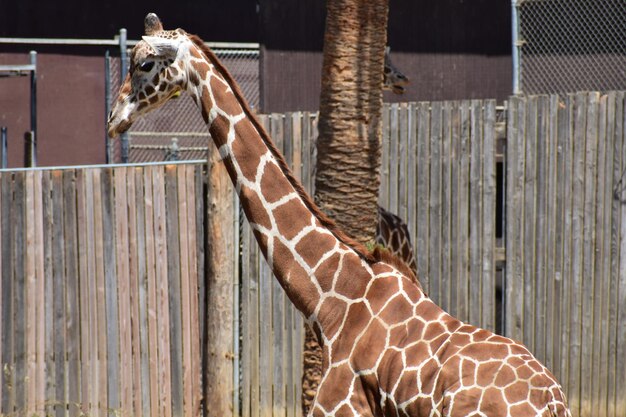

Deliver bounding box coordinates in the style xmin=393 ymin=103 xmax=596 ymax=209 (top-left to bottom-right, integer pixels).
xmin=370 ymin=246 xmax=421 ymax=289
xmin=187 ymin=33 xmax=377 ymax=263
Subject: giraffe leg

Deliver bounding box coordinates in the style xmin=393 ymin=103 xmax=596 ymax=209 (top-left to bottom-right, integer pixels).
xmin=308 ymin=364 xmax=375 ymax=417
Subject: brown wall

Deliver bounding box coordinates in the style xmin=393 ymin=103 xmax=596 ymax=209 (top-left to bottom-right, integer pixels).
xmin=0 ymin=52 xmax=106 ymax=167
xmin=0 ymin=0 xmax=512 ymax=166
xmin=259 ymin=0 xmax=512 ymax=113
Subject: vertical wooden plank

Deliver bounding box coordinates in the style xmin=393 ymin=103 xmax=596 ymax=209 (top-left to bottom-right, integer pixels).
xmin=406 ymin=104 xmax=418 ymax=264
xmin=84 ymin=169 xmax=101 ymax=416
xmin=126 ymin=168 xmax=143 ymax=417
xmin=533 ymin=96 xmax=548 ymax=361
xmin=440 ymin=101 xmax=453 ymax=313
xmin=12 ymin=172 xmax=25 ymax=414
xmin=240 ymin=219 xmax=253 ymax=417
xmin=24 ymin=170 xmax=36 ymax=415
xmin=249 ymin=220 xmax=260 ymax=417
xmin=546 ymin=95 xmax=560 ymax=374
xmin=457 ymin=101 xmax=471 ymax=323
xmin=557 ymin=95 xmax=574 ymax=400
xmin=416 ymin=102 xmax=430 ymax=292
xmin=51 ymin=171 xmax=67 ymax=417
xmin=143 ymin=167 xmax=160 ymax=417
xmin=379 ymin=104 xmax=390 ymax=208
xmin=591 ymin=94 xmax=608 ymax=417
xmin=429 ymin=101 xmax=443 ymax=303
xmin=505 ymin=96 xmax=525 ymax=341
xmin=259 ymin=251 xmax=273 ymax=417
xmin=153 ymin=166 xmax=172 ymax=417
xmin=292 ymin=112 xmax=303 ymax=181
xmin=469 ymin=100 xmax=484 ymax=327
xmin=240 ymin=218 xmax=250 ymax=417
xmin=522 ymin=96 xmax=538 ymax=350
xmin=0 ymin=172 xmax=2 ymax=413
xmin=388 ymin=103 xmax=400 ymax=214
xmin=567 ymin=92 xmax=588 ymax=416
xmin=482 ymin=100 xmax=497 ymax=332
xmin=90 ymin=168 xmax=108 ymax=416
xmin=33 ymin=170 xmax=46 ymax=416
xmin=188 ymin=165 xmax=202 ymax=417
xmin=75 ymin=169 xmax=92 ymax=415
xmin=164 ymin=165 xmax=184 ymax=417
xmin=101 ymin=167 xmax=121 ymax=414
xmin=615 ymin=92 xmax=626 ymax=417
xmin=301 ymin=112 xmax=311 ymax=195
xmin=62 ymin=170 xmax=80 ymax=417
xmin=24 ymin=170 xmax=38 ymax=415
xmin=607 ymin=91 xmax=623 ymax=417
xmin=595 ymin=92 xmax=614 ymax=417
xmin=448 ymin=103 xmax=461 ymax=317
xmin=0 ymin=173 xmax=13 ymax=415
xmin=579 ymin=93 xmax=599 ymax=417
xmin=133 ymin=167 xmax=151 ymax=417
xmin=398 ymin=103 xmax=409 ymax=221
xmin=114 ymin=167 xmax=133 ymax=416
xmin=41 ymin=171 xmax=55 ymax=417
xmin=177 ymin=166 xmax=193 ymax=417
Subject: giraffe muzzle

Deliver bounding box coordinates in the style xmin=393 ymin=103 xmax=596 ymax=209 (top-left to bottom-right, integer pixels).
xmin=107 ymin=115 xmax=132 ymax=138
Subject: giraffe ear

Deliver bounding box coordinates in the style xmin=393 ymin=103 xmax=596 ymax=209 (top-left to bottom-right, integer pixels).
xmin=142 ymin=36 xmax=179 ymax=59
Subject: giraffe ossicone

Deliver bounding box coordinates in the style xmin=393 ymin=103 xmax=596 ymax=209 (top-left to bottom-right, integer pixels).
xmin=107 ymin=14 xmax=571 ymax=417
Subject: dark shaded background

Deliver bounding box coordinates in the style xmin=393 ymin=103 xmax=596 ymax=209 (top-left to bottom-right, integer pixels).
xmin=0 ymin=0 xmax=511 ymax=167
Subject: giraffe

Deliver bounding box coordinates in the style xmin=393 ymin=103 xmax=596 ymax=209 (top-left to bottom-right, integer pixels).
xmin=383 ymin=46 xmax=409 ymax=95
xmin=107 ymin=14 xmax=571 ymax=417
xmin=376 ymin=206 xmax=417 ymax=276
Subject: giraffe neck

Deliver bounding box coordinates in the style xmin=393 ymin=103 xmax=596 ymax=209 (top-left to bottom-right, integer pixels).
xmin=184 ymin=37 xmax=374 ymax=330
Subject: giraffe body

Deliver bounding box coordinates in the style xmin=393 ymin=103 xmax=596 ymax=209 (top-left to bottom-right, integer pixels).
xmin=376 ymin=206 xmax=417 ymax=275
xmin=107 ymin=14 xmax=571 ymax=417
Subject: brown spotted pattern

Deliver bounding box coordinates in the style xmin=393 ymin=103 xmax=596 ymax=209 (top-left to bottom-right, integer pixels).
xmin=382 ymin=47 xmax=409 ymax=95
xmin=375 ymin=206 xmax=417 ymax=276
xmin=107 ymin=14 xmax=571 ymax=417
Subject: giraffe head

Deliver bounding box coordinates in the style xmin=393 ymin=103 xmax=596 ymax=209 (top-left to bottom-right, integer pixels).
xmin=107 ymin=13 xmax=190 ymax=137
xmin=383 ymin=47 xmax=409 ymax=95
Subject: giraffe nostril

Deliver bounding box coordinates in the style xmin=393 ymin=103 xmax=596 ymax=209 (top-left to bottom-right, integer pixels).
xmin=108 ymin=110 xmax=113 ymax=121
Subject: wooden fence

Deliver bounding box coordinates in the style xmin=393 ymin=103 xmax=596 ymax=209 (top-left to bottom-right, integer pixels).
xmin=507 ymin=92 xmax=626 ymax=417
xmin=0 ymin=93 xmax=625 ymax=417
xmin=252 ymin=94 xmax=626 ymax=417
xmin=0 ymin=163 xmax=204 ymax=417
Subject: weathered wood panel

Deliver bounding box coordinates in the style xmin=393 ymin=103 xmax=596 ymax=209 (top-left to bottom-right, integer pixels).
xmin=506 ymin=92 xmax=626 ymax=417
xmin=0 ymin=162 xmax=204 ymax=417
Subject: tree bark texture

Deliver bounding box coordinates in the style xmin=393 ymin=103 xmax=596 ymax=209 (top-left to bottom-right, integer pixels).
xmin=303 ymin=1 xmax=389 ymax=415
xmin=314 ymin=0 xmax=389 ymax=244
xmin=203 ymin=145 xmax=235 ymax=416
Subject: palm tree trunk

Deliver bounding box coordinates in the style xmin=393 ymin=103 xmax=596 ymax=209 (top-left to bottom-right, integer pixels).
xmin=302 ymin=0 xmax=389 ymax=414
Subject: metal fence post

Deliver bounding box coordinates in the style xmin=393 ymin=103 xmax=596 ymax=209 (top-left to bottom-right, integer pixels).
xmin=119 ymin=28 xmax=130 ymax=163
xmin=29 ymin=50 xmax=37 ymax=149
xmin=105 ymin=50 xmax=113 ymax=164
xmin=1 ymin=127 xmax=7 ymax=168
xmin=24 ymin=131 xmax=36 ymax=167
xmin=511 ymin=0 xmax=521 ymax=95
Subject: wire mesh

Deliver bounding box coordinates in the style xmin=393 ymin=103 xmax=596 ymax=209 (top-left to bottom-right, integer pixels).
xmin=106 ymin=46 xmax=259 ymax=163
xmin=517 ymin=0 xmax=626 ymax=95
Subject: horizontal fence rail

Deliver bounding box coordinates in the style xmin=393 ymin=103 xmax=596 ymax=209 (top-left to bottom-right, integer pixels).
xmin=0 ymin=163 xmax=205 ymax=417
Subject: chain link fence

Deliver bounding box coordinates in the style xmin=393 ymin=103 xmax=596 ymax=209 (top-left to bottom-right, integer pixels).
xmin=515 ymin=0 xmax=626 ymax=95
xmin=106 ymin=45 xmax=259 ymax=163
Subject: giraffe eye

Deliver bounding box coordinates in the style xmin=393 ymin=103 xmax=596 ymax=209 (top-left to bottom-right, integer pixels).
xmin=138 ymin=61 xmax=154 ymax=72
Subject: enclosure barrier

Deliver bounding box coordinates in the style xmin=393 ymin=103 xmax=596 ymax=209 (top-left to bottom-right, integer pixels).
xmin=1 ymin=93 xmax=625 ymax=417
xmin=0 ymin=163 xmax=205 ymax=417
xmin=507 ymin=92 xmax=626 ymax=417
